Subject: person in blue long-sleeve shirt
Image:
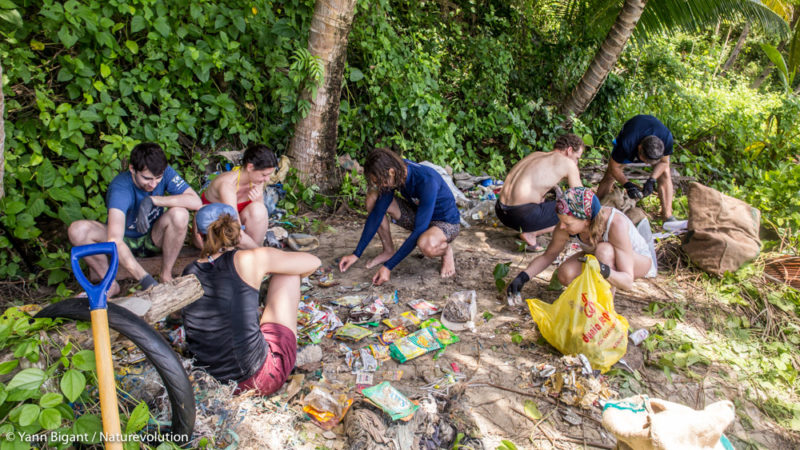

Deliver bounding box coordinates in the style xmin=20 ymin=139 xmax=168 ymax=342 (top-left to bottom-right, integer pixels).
xmin=339 ymin=148 xmax=461 ymax=285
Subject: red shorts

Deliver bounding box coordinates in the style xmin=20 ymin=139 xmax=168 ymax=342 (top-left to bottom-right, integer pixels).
xmin=237 ymin=323 xmax=297 ymax=396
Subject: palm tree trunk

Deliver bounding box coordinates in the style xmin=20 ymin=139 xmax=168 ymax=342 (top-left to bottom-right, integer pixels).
xmin=721 ymin=21 xmax=750 ymax=76
xmin=287 ymin=0 xmax=358 ymax=193
xmin=559 ymin=0 xmax=647 ymax=121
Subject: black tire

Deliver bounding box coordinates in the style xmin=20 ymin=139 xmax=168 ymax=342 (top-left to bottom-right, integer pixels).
xmin=36 ymin=299 xmax=195 ymax=446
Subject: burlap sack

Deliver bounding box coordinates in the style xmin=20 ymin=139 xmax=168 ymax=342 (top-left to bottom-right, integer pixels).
xmin=682 ymin=182 xmax=761 ymax=275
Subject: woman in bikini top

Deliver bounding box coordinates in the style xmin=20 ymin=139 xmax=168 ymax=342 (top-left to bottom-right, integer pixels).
xmin=194 ymin=144 xmax=278 ymax=249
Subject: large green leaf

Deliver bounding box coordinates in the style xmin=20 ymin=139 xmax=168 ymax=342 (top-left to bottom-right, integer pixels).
xmin=761 ymin=43 xmax=790 ymax=90
xmin=125 ymin=402 xmax=149 ymax=434
xmin=60 ymin=369 xmax=86 ymax=402
xmin=787 ymin=23 xmax=800 ymax=85
xmin=7 ymin=368 xmax=46 ymax=391
xmin=39 ymin=408 xmax=62 ymax=430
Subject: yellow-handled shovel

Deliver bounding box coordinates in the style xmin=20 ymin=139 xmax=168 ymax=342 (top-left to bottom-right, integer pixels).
xmin=71 ymin=242 xmax=123 ymax=450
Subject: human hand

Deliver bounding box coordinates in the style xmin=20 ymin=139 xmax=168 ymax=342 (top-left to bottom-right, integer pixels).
xmin=339 ymin=254 xmax=359 ymax=272
xmin=578 ymin=256 xmax=611 ymax=278
xmin=623 ymin=181 xmax=643 ymax=200
xmin=642 ymin=177 xmax=656 ymax=197
xmin=247 ymin=184 xmax=262 ymax=201
xmin=135 ymin=196 xmax=158 ymax=234
xmin=372 ymin=266 xmax=391 ymax=285
xmin=506 ymin=272 xmax=530 ymax=297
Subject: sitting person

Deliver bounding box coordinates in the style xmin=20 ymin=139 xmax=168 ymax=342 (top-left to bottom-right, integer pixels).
xmin=496 ymin=133 xmax=585 ymax=250
xmin=195 ymin=144 xmax=277 ymax=248
xmin=339 ymin=147 xmax=460 ymax=284
xmin=507 ymin=187 xmax=654 ymax=298
xmin=596 ymin=115 xmax=677 ymax=222
xmin=182 ymin=203 xmax=320 ymax=395
xmin=68 ymin=142 xmax=202 ymax=296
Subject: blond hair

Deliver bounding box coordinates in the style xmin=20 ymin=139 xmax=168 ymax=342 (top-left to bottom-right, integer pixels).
xmin=586 ymin=206 xmax=612 ymax=249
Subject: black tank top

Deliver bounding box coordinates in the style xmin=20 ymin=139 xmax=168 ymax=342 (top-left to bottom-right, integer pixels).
xmin=181 ymin=251 xmax=268 ymax=383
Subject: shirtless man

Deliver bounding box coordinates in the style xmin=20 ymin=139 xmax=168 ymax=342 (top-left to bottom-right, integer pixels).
xmin=495 ymin=134 xmax=585 ymax=250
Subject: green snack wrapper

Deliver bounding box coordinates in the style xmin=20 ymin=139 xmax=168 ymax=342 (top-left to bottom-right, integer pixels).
xmin=433 ymin=326 xmax=459 ymax=346
xmin=362 ymin=381 xmax=418 ymax=420
xmin=389 ymin=327 xmax=441 ymax=363
xmin=420 ymin=318 xmax=443 ymax=329
xmin=334 ymin=323 xmax=373 ymax=341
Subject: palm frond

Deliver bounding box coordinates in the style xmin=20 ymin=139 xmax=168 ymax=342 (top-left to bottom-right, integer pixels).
xmin=555 ymin=0 xmax=790 ymax=40
xmin=636 ymin=0 xmax=790 ymax=40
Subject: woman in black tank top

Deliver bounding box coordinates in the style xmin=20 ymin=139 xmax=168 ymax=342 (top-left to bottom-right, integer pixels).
xmin=182 ymin=203 xmax=320 ymax=394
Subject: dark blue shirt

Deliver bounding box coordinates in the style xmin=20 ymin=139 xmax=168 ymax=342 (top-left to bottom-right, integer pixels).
xmin=611 ymin=115 xmax=674 ymax=164
xmin=106 ymin=166 xmax=189 ymax=238
xmin=353 ymin=160 xmax=459 ymax=270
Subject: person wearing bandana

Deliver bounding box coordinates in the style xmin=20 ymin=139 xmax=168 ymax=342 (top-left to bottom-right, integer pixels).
xmin=506 ymin=187 xmax=655 ymax=298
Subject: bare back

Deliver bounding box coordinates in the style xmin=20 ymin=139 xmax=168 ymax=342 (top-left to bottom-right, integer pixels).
xmin=500 ymin=151 xmax=580 ymax=205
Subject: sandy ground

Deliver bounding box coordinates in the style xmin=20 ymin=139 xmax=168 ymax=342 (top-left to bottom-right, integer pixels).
xmin=109 ymin=212 xmax=798 ymax=449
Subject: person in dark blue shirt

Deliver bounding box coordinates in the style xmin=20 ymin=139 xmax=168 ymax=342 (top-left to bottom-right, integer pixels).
xmin=68 ymin=143 xmax=202 ymax=296
xmin=339 ymin=148 xmax=461 ymax=285
xmin=596 ymin=115 xmax=678 ymax=222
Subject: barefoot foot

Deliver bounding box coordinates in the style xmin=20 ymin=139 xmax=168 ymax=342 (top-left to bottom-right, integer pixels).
xmin=520 ymin=231 xmax=539 ymax=247
xmin=366 ymin=251 xmax=394 ymax=269
xmin=440 ymin=245 xmax=456 ymax=278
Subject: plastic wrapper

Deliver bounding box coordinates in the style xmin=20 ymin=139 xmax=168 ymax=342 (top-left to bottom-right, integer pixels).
xmin=331 ymin=295 xmax=364 ymax=307
xmin=389 ymin=327 xmax=441 ymax=363
xmin=302 ymin=384 xmax=354 ymax=430
xmin=362 ymin=381 xmax=418 ymax=421
xmin=350 ymin=297 xmax=390 ymax=324
xmin=334 ymin=323 xmax=373 ymax=341
xmin=370 ymin=344 xmax=391 ymax=361
xmin=316 ymin=272 xmax=338 ymax=287
xmin=432 ymin=326 xmax=459 ymax=346
xmin=400 ymin=311 xmax=421 ymax=325
xmin=420 ymin=318 xmax=443 ymax=329
xmin=407 ymin=299 xmax=440 ymax=317
xmin=379 ymin=326 xmax=410 ymax=345
xmin=358 ymin=347 xmax=378 ymax=372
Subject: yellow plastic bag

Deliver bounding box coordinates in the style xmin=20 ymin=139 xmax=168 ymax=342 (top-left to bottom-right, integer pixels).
xmin=527 ymin=255 xmax=629 ymax=372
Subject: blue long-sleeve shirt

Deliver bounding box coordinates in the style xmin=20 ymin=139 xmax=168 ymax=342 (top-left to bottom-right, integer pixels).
xmin=353 ymin=160 xmax=460 ymax=270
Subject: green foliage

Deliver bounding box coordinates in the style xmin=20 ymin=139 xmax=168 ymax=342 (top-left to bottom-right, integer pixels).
xmin=492 ymin=262 xmax=511 ymax=293
xmin=1 ymin=0 xmax=319 ymax=284
xmin=761 ymin=43 xmax=795 ymax=91
xmin=280 ymin=169 xmax=323 ymax=215
xmin=0 ymin=306 xmax=152 ymax=448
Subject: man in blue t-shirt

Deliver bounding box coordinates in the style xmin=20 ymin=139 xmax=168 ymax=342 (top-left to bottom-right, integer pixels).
xmin=68 ymin=143 xmax=202 ymax=296
xmin=596 ymin=115 xmax=678 ymax=222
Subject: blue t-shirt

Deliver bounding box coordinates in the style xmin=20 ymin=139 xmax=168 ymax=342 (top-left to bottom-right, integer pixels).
xmin=106 ymin=166 xmax=189 ymax=238
xmin=353 ymin=160 xmax=460 ymax=270
xmin=611 ymin=115 xmax=674 ymax=164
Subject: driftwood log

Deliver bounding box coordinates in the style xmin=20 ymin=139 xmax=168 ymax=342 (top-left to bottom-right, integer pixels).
xmin=110 ymin=274 xmax=204 ymax=325
xmin=31 ymin=275 xmax=204 ymax=359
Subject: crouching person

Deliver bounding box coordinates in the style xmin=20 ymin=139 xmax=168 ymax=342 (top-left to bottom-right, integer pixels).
xmin=182 ymin=203 xmax=321 ymax=395
xmin=507 ymin=187 xmax=654 ymax=298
